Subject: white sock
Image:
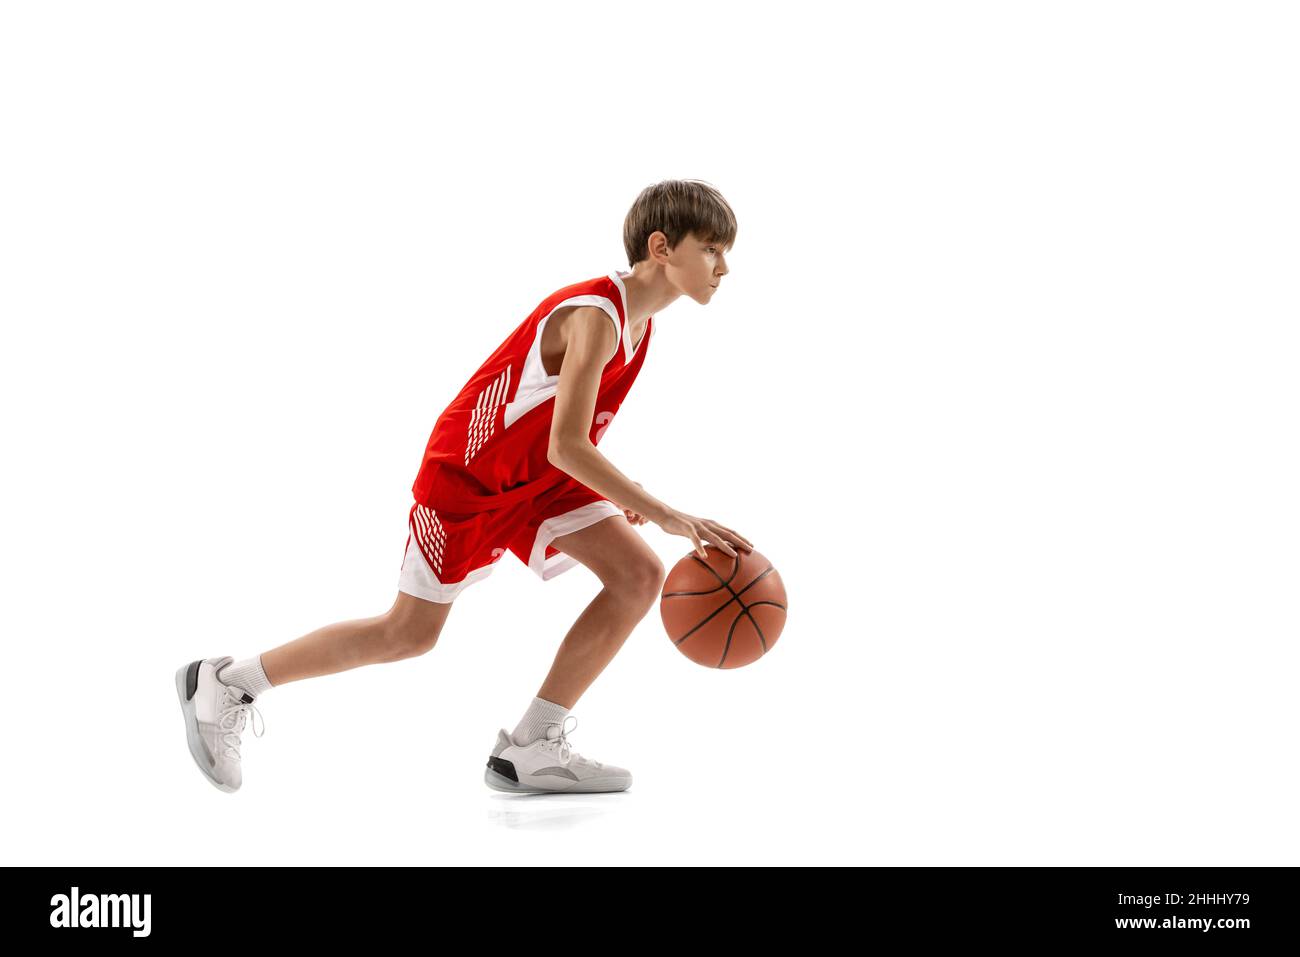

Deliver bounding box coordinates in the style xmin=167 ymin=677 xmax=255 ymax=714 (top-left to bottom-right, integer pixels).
xmin=217 ymin=656 xmax=274 ymax=698
xmin=511 ymin=696 xmax=569 ymax=746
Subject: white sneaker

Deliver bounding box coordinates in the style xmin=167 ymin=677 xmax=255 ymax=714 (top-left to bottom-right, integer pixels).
xmin=485 ymin=715 xmax=632 ymax=793
xmin=175 ymin=656 xmax=265 ymax=793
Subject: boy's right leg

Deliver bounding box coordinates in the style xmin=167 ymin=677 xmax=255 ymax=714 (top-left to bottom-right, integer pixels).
xmin=176 ymin=591 xmax=451 ymax=792
xmin=178 ymin=499 xmax=488 ymax=790
xmin=260 ymin=590 xmax=453 ymax=686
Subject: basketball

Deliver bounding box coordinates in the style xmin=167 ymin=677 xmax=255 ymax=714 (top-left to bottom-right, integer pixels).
xmin=659 ymin=545 xmax=787 ymax=668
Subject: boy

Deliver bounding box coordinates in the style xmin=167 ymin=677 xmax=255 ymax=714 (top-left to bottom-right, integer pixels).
xmin=175 ymin=179 xmax=753 ymax=794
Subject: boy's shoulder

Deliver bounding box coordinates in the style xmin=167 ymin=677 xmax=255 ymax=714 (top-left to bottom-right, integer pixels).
xmin=528 ymin=270 xmax=627 ymax=339
xmin=536 ymin=271 xmax=623 ymax=312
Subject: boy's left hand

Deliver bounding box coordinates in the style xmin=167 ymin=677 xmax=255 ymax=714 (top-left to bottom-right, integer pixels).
xmin=624 ymin=481 xmax=648 ymax=526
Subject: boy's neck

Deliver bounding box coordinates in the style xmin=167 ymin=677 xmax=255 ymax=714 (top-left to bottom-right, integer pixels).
xmin=619 ymin=264 xmax=683 ymax=325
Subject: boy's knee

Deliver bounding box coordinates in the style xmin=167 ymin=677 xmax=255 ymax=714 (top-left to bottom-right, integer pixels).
xmin=612 ymin=555 xmax=665 ymax=606
xmin=383 ymin=610 xmax=443 ymax=658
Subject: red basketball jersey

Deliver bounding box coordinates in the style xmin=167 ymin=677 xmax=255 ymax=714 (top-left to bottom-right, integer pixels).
xmin=411 ymin=269 xmax=654 ymax=512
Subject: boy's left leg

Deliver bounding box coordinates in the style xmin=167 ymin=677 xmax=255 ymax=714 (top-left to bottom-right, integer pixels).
xmin=483 ymin=512 xmax=662 ymax=793
xmin=535 ymin=513 xmax=665 ymax=708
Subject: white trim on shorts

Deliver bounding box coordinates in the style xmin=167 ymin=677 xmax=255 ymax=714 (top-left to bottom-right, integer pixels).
xmin=397 ymin=534 xmax=498 ymax=604
xmin=397 ymin=499 xmax=624 ymax=602
xmin=528 ymin=500 xmax=624 ymax=581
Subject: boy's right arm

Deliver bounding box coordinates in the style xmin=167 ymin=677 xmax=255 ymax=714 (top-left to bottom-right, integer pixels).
xmin=547 ymin=307 xmax=753 ymax=559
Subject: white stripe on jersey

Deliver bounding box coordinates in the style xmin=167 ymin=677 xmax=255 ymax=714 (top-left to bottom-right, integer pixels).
xmin=465 ymin=367 xmax=511 ymax=465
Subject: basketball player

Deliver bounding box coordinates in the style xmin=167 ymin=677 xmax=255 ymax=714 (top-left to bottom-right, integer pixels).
xmin=175 ymin=179 xmax=753 ymax=794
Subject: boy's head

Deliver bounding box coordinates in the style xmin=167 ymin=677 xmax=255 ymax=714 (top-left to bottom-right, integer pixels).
xmin=623 ymin=179 xmax=736 ymax=302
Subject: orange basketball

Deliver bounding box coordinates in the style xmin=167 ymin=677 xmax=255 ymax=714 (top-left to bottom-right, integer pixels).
xmin=659 ymin=544 xmax=787 ymax=668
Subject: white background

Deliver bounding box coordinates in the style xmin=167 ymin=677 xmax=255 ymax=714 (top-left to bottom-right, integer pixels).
xmin=3 ymin=1 xmax=1296 ymax=866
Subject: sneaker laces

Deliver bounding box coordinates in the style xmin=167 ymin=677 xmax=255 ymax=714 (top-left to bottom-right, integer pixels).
xmin=545 ymin=716 xmax=603 ymax=769
xmin=218 ymin=685 xmax=265 ymax=761
xmin=547 ymin=715 xmax=579 ymax=764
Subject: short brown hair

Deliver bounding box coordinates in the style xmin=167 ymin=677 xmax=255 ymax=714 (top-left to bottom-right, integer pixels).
xmin=622 ymin=179 xmax=737 ymax=268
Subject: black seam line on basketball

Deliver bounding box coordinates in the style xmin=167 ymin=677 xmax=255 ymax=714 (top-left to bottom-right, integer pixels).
xmin=663 ymin=584 xmax=728 ymax=598
xmin=741 ymin=608 xmax=765 ymax=653
xmin=673 ymin=594 xmax=740 ymax=645
xmin=688 ymin=555 xmax=773 ymax=606
xmin=718 ymin=611 xmax=744 ymax=668
xmin=689 ymin=552 xmax=740 ymax=588
xmin=670 ymin=567 xmax=777 ymax=646
xmin=733 ymin=566 xmax=776 ymax=600
xmin=741 ymin=601 xmax=784 ymax=653
xmin=715 ymin=565 xmax=776 ymax=607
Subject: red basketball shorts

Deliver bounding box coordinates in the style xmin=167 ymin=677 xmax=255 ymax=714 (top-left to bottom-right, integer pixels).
xmin=396 ymin=478 xmax=623 ymax=603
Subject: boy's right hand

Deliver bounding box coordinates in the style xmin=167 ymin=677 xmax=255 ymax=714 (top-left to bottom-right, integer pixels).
xmin=653 ymin=508 xmax=754 ymax=560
